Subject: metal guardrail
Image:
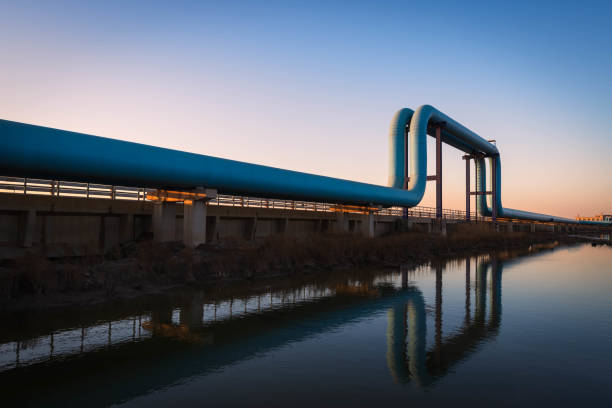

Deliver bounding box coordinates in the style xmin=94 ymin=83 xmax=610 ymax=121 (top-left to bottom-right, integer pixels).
xmin=0 ymin=176 xmax=482 ymax=221
xmin=0 ymin=176 xmax=148 ymax=200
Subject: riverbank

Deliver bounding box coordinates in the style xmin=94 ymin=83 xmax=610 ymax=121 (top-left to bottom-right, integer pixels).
xmin=0 ymin=230 xmax=605 ymax=311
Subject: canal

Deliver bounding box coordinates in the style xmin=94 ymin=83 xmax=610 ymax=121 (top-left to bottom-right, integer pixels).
xmin=1 ymin=243 xmax=611 ymax=407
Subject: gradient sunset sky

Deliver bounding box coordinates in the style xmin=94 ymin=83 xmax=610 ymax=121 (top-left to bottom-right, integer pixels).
xmin=1 ymin=1 xmax=610 ymax=218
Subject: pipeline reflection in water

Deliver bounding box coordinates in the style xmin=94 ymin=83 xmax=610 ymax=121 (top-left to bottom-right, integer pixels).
xmin=387 ymin=256 xmax=503 ymax=386
xmin=0 ymin=284 xmax=342 ymax=372
xmin=0 ymin=250 xmax=533 ymax=407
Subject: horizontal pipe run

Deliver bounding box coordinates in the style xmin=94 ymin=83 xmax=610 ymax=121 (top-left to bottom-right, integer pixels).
xmin=1 ymin=104 xmax=609 ymax=226
xmin=0 ymin=119 xmax=423 ymax=208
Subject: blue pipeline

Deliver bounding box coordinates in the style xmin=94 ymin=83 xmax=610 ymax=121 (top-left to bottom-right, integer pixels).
xmin=0 ymin=107 xmax=608 ymax=225
xmin=408 ymin=105 xmax=609 ymax=225
xmin=474 ymin=156 xmax=578 ymax=223
xmin=0 ymin=118 xmax=422 ymax=207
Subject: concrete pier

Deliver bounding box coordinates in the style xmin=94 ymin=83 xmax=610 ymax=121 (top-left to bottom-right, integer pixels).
xmin=119 ymin=214 xmax=134 ymax=244
xmin=362 ymin=213 xmax=375 ymax=238
xmin=19 ymin=210 xmax=36 ymax=248
xmin=153 ymin=202 xmax=177 ymax=243
xmin=335 ymin=212 xmax=349 ymax=233
xmin=183 ymin=200 xmax=207 ymax=248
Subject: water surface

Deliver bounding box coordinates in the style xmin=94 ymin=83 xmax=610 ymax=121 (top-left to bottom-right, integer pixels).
xmin=1 ymin=243 xmax=611 ymax=407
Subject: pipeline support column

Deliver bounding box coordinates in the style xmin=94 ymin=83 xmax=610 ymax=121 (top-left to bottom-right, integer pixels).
xmin=491 ymin=155 xmax=498 ymax=229
xmin=435 ymin=124 xmax=443 ymax=219
xmin=362 ymin=212 xmax=375 ymax=238
xmin=183 ymin=188 xmax=217 ymax=248
xmin=183 ymin=201 xmax=206 ymax=248
xmin=464 ymin=156 xmax=471 ymax=220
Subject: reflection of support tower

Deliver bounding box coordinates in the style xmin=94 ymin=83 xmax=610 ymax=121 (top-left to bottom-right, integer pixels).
xmin=475 ymin=258 xmax=488 ymax=322
xmin=180 ymin=293 xmax=205 ymax=330
xmin=151 ymin=305 xmax=173 ymax=325
xmin=489 ymin=258 xmax=502 ymax=329
xmin=387 ymin=256 xmax=504 ymax=388
xmin=435 ymin=264 xmax=443 ymax=365
xmin=465 ymin=258 xmax=471 ymax=323
xmin=145 ymin=303 xmax=175 ymax=336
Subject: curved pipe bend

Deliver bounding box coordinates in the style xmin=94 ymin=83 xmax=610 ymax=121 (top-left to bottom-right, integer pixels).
xmin=409 ymin=105 xmax=609 ymax=225
xmin=0 ymin=107 xmax=608 ymax=225
xmin=474 ymin=157 xmax=608 ymax=225
xmin=0 ymin=117 xmax=427 ymax=208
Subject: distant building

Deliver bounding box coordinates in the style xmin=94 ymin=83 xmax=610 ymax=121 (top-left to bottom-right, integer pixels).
xmin=576 ymin=213 xmax=612 ymax=222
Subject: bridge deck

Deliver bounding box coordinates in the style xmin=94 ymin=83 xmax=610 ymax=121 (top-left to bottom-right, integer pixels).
xmin=0 ymin=176 xmax=604 ymax=259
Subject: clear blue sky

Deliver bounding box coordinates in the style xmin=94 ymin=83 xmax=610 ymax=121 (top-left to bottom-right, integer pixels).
xmin=1 ymin=0 xmax=610 ymax=217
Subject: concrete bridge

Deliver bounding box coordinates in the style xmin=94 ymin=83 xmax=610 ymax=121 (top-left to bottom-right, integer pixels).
xmin=1 ymin=104 xmax=609 ymax=257
xmin=0 ymin=176 xmax=594 ymax=260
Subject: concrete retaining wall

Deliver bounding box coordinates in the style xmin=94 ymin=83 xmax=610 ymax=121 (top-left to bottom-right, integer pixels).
xmin=0 ymin=193 xmax=601 ymax=260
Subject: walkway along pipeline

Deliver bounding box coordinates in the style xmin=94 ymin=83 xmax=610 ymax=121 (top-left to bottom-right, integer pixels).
xmin=0 ymin=105 xmax=607 ymax=225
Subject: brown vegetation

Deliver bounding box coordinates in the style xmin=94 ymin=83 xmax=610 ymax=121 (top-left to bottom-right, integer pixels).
xmin=0 ymin=230 xmax=594 ymax=308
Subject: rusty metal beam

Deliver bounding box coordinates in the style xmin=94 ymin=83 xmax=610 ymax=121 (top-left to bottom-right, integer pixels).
xmin=491 ymin=156 xmax=497 ymax=225
xmin=465 ymin=156 xmax=470 ymax=220
xmin=406 ymin=175 xmax=438 ymax=182
xmin=436 ymin=125 xmax=443 ymax=219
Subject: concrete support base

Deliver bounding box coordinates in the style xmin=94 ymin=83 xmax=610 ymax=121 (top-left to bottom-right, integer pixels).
xmin=279 ymin=218 xmax=288 ymax=235
xmin=180 ymin=295 xmax=204 ymax=329
xmin=19 ymin=210 xmax=36 ymax=248
xmin=247 ymin=217 xmax=257 ymax=240
xmin=430 ymin=220 xmax=446 ymax=235
xmin=183 ymin=201 xmax=207 ymax=248
xmin=153 ymin=202 xmax=176 ymax=243
xmin=207 ymin=216 xmax=219 ymax=242
xmin=362 ymin=214 xmax=375 ymax=238
xmin=335 ymin=213 xmax=349 ymax=233
xmin=438 ymin=220 xmax=447 ymax=236
xmin=119 ymin=214 xmax=134 ymax=243
xmin=99 ymin=216 xmax=107 ymax=250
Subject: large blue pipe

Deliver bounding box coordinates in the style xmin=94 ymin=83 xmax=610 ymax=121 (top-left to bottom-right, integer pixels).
xmin=0 ymin=118 xmax=422 ymax=207
xmin=408 ymin=105 xmax=609 ymax=225
xmin=474 ymin=156 xmax=578 ymax=223
xmin=0 ymin=108 xmax=608 ymax=225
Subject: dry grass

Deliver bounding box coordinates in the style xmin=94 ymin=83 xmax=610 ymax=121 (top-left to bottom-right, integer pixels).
xmin=0 ymin=229 xmax=575 ymax=301
xmin=195 ymin=230 xmax=561 ymax=280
